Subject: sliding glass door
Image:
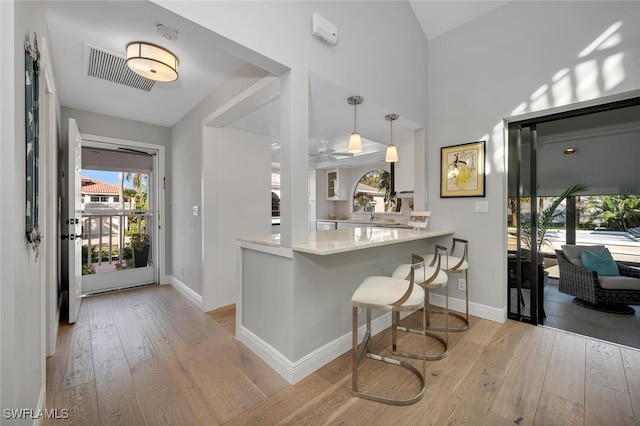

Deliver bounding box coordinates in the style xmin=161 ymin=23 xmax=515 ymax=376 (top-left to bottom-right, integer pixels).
xmin=507 ymin=125 xmax=543 ymax=324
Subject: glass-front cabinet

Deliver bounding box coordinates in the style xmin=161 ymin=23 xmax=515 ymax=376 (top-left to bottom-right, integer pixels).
xmin=326 ymin=169 xmax=343 ymax=200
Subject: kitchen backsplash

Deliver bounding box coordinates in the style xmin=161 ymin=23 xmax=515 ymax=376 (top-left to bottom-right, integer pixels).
xmin=331 ymin=200 xmax=412 ymax=223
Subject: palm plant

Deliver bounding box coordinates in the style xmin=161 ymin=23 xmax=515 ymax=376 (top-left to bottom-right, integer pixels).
xmin=582 ymin=195 xmax=640 ymax=232
xmin=521 ymin=183 xmax=588 ymax=253
xmin=378 ymin=171 xmax=394 ymax=211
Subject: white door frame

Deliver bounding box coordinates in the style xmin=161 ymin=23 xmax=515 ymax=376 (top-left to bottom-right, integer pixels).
xmin=79 ymin=134 xmax=167 ymax=286
xmin=40 ymin=36 xmax=60 ymax=356
xmin=66 ymin=118 xmax=83 ymax=324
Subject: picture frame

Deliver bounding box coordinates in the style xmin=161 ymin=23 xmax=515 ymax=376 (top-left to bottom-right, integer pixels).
xmin=408 ymin=211 xmax=431 ymax=229
xmin=440 ymin=141 xmax=485 ymax=198
xmin=25 ymin=34 xmax=41 ymax=257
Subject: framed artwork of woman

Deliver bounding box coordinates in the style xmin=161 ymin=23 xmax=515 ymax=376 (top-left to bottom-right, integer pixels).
xmin=440 ymin=141 xmax=485 ymax=198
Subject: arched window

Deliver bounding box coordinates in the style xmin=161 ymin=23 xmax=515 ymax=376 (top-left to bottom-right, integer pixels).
xmin=352 ymin=169 xmax=394 ymax=213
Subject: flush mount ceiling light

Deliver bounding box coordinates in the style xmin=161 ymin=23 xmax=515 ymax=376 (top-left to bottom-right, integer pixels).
xmin=347 ymin=95 xmax=364 ymax=153
xmin=385 ymin=113 xmax=399 ymax=163
xmin=126 ymin=42 xmax=179 ymax=82
xmin=564 ymin=148 xmax=577 ymax=155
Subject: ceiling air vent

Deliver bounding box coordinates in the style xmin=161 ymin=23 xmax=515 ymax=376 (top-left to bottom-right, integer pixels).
xmin=85 ymin=44 xmax=155 ymax=92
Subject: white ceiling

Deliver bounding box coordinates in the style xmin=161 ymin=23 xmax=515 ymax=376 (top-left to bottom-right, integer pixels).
xmin=409 ymin=1 xmax=510 ymax=40
xmin=43 ymin=1 xmax=506 ymax=167
xmin=45 ymin=1 xmax=246 ymax=128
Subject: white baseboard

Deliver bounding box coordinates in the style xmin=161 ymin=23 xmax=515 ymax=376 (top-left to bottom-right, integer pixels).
xmin=238 ymin=297 xmax=504 ymax=384
xmin=168 ymin=275 xmax=204 ymax=310
xmin=429 ymin=292 xmax=507 ymax=324
xmin=238 ymin=311 xmax=394 ymax=385
xmin=34 ymin=387 xmax=46 ymax=426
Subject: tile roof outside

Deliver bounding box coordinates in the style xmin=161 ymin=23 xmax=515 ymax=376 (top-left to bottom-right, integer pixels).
xmin=81 ymin=177 xmax=121 ymax=195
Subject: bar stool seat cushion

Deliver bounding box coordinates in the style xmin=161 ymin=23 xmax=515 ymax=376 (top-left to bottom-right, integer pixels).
xmin=352 ymin=276 xmax=425 ymax=307
xmin=422 ymin=254 xmax=468 ymax=271
xmin=392 ymin=264 xmax=448 ymax=286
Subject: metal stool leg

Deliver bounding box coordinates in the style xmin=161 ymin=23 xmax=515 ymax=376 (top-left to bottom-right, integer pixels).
xmin=392 ymin=245 xmax=449 ymax=360
xmin=429 ymin=238 xmax=470 ymax=333
xmin=393 ymin=285 xmax=449 ymax=360
xmin=428 ymin=268 xmax=469 ymax=332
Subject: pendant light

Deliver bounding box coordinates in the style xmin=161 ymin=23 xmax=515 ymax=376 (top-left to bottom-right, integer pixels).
xmin=347 ymin=95 xmax=363 ymax=153
xmin=385 ymin=113 xmax=399 ymax=162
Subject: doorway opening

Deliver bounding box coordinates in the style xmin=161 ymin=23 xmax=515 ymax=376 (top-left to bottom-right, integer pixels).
xmin=80 ymin=142 xmax=159 ymax=294
xmin=506 ymin=94 xmax=640 ymax=334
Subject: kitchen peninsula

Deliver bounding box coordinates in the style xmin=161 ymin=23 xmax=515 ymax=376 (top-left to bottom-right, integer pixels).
xmin=236 ymin=226 xmax=453 ymax=384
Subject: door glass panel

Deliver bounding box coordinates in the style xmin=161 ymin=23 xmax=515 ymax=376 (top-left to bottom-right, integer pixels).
xmin=80 ymin=170 xmax=152 ymax=275
xmin=507 ymin=125 xmax=537 ymax=323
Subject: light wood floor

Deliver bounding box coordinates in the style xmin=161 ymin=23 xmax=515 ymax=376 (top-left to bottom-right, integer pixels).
xmin=44 ymin=284 xmax=640 ymax=425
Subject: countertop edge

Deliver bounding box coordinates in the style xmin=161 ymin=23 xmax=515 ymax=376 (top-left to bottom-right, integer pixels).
xmin=292 ymin=228 xmax=454 ymax=256
xmin=237 ymin=240 xmax=294 ymax=258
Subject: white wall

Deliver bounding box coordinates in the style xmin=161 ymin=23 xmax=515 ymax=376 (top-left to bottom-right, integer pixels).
xmin=1 ymin=0 xmax=54 ymax=417
xmin=0 ymin=0 xmax=13 ymax=415
xmin=202 ymin=127 xmax=271 ymax=310
xmin=169 ymin=64 xmax=270 ymax=297
xmin=61 ymin=107 xmax=172 ymax=147
xmin=427 ymin=1 xmax=640 ymax=311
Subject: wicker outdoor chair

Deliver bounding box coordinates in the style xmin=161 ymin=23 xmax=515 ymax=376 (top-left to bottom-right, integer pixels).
xmin=556 ymin=247 xmax=640 ymax=314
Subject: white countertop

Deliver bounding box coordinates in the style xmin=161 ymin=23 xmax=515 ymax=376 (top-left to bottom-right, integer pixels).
xmin=238 ymin=227 xmax=453 ymax=256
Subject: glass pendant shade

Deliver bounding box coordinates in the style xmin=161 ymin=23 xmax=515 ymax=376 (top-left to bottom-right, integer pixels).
xmin=348 ymin=132 xmax=362 ymax=153
xmin=347 ymin=95 xmax=363 ymax=153
xmin=384 ymin=113 xmax=399 ymax=163
xmin=385 ymin=144 xmax=398 ymax=162
xmin=126 ymin=42 xmax=179 ymax=82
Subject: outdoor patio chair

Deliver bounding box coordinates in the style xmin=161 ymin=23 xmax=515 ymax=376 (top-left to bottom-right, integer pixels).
xmin=556 ymin=245 xmax=640 ymax=314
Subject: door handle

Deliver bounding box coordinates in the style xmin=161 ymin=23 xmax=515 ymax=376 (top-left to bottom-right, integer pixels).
xmin=62 ymin=225 xmax=83 ymax=240
xmin=76 ymin=225 xmax=84 ymax=239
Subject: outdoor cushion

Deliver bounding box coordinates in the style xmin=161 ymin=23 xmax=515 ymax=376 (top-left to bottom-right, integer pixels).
xmin=582 ymin=248 xmax=619 ymax=276
xmin=598 ymin=275 xmax=640 ymax=290
xmin=561 ymin=244 xmax=605 ymax=267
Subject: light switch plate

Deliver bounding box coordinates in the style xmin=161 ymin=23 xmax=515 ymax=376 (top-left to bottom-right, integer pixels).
xmin=475 ymin=201 xmax=488 ymax=213
xmin=192 ymin=205 xmax=199 ymax=216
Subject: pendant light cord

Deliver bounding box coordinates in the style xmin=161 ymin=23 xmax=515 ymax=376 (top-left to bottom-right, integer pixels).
xmin=353 ymin=103 xmax=357 ymax=133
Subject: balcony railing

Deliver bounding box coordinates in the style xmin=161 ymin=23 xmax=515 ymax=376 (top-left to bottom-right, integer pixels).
xmin=82 ymin=210 xmax=152 ymax=271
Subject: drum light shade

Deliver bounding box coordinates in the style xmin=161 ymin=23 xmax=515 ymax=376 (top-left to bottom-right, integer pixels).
xmin=126 ymin=42 xmax=179 ymax=82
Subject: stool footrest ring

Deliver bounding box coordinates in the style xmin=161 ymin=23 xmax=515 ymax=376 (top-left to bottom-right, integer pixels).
xmin=393 ymin=326 xmax=448 ymax=360
xmin=427 ymin=308 xmax=469 ymax=332
xmin=352 ymin=352 xmax=426 ymax=406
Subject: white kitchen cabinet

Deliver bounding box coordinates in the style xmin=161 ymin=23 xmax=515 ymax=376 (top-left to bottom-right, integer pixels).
xmin=394 ymin=134 xmax=415 ymax=193
xmin=325 ymin=169 xmax=346 ymax=200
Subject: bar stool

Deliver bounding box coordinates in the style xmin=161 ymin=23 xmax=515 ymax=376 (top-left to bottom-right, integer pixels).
xmin=391 ymin=245 xmax=449 ymax=360
xmin=351 ymin=254 xmax=426 ymax=405
xmin=424 ymin=238 xmax=469 ymax=332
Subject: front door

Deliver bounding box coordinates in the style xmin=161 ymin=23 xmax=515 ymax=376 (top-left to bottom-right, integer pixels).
xmin=79 ymin=140 xmax=158 ymax=294
xmin=64 ymin=118 xmax=83 ymax=324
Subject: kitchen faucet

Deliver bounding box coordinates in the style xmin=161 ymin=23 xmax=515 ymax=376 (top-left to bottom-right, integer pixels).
xmin=367 ymin=202 xmax=375 ymax=220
